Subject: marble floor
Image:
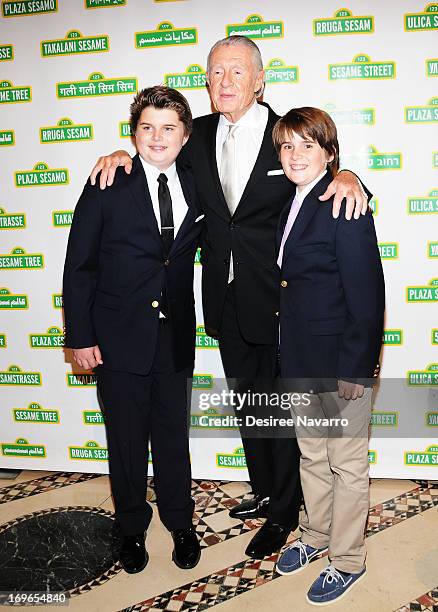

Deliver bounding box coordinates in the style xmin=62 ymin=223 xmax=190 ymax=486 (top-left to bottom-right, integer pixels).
xmin=0 ymin=471 xmax=437 ymax=612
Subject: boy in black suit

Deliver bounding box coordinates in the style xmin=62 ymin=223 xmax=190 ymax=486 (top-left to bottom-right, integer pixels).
xmin=273 ymin=108 xmax=384 ymax=605
xmin=63 ymin=86 xmax=202 ymax=574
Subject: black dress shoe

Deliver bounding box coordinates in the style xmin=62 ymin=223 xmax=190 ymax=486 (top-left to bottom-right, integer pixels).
xmin=245 ymin=520 xmax=292 ymax=559
xmin=119 ymin=532 xmax=148 ymax=574
xmin=229 ymin=495 xmax=270 ymax=520
xmin=171 ymin=526 xmax=201 ymax=569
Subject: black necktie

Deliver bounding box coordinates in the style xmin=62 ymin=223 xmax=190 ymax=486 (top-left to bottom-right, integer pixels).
xmin=157 ymin=173 xmax=174 ymax=255
xmin=157 ymin=173 xmax=174 ymax=318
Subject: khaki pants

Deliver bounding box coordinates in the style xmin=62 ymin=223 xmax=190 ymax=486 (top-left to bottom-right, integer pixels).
xmin=292 ymin=388 xmax=372 ymax=573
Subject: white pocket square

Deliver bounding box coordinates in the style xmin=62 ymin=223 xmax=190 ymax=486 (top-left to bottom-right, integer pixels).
xmin=267 ymin=169 xmax=284 ymax=176
xmin=195 ymin=214 xmax=205 ymax=222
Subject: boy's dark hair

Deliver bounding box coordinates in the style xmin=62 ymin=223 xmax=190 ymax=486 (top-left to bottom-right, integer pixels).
xmin=272 ymin=107 xmax=339 ymax=176
xmin=130 ymin=85 xmax=193 ymax=136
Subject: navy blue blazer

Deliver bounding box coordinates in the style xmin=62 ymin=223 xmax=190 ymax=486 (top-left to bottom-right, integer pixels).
xmin=277 ymin=171 xmax=385 ymax=389
xmin=63 ymin=153 xmax=202 ymax=375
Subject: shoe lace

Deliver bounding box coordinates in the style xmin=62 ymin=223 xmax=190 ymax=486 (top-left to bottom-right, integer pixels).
xmin=322 ymin=565 xmax=346 ymax=588
xmin=291 ymin=540 xmax=312 ymax=565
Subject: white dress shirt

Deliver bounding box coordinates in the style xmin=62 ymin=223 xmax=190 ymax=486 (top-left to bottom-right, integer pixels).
xmin=139 ymin=156 xmax=188 ymax=237
xmin=216 ymin=101 xmax=268 ymax=281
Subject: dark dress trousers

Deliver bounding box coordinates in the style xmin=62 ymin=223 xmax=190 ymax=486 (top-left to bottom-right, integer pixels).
xmin=277 ymin=171 xmax=385 ymax=387
xmin=63 ymin=154 xmax=202 ymax=535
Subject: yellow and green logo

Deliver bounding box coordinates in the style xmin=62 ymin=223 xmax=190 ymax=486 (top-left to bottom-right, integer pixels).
xmin=426 ymin=412 xmax=438 ymax=426
xmin=67 ymin=372 xmax=97 ymax=387
xmin=325 ymin=103 xmax=375 ymax=126
xmin=378 ymin=243 xmax=398 ymax=260
xmin=426 ymin=58 xmax=438 ymax=76
xmin=371 ymin=411 xmax=398 ymax=427
xmin=0 ymin=44 xmax=14 ymax=61
xmin=0 ymin=206 xmax=25 ymax=229
xmin=0 ymin=365 xmax=41 ymax=386
xmin=15 ymin=162 xmax=69 ymax=187
xmin=407 ymin=363 xmax=438 ymax=385
xmin=41 ymin=30 xmax=109 ymax=57
xmin=192 ymin=374 xmax=213 ymax=389
xmin=405 ymin=97 xmax=438 ymax=123
xmin=0 ymin=80 xmax=31 ymax=104
xmin=0 ymin=130 xmax=14 ymax=145
xmin=405 ymin=445 xmax=438 ymax=466
xmin=85 ymin=0 xmax=126 ymax=8
xmin=0 ymin=288 xmax=28 ymax=309
xmin=226 ymin=14 xmax=283 ymax=39
xmin=196 ymin=325 xmax=219 ymax=349
xmin=52 ymin=210 xmax=73 ymax=227
xmin=408 ymin=189 xmax=438 ymax=214
xmin=2 ymin=0 xmax=57 ymax=17
xmin=0 ymin=333 xmax=6 ymax=347
xmin=383 ymin=329 xmax=403 ymax=345
xmin=52 ymin=293 xmax=63 ymax=309
xmin=405 ymin=3 xmax=438 ymax=31
xmin=29 ymin=326 xmax=64 ymax=349
xmin=428 ymin=242 xmax=438 ymax=258
xmin=313 ymin=8 xmax=374 ymax=36
xmin=432 ymin=329 xmax=438 ymax=344
xmin=1 ymin=438 xmax=46 ymax=458
xmin=40 ymin=118 xmax=93 ymax=144
xmin=369 ymin=198 xmax=378 ymax=215
xmin=13 ymin=402 xmax=59 ymax=424
xmin=0 ymin=247 xmax=43 ymax=270
xmin=191 ymin=408 xmax=239 ymax=430
xmin=69 ymin=440 xmax=108 ymax=461
xmin=216 ymin=446 xmax=247 ymax=468
xmin=57 ymin=72 xmax=137 ymax=99
xmin=83 ymin=410 xmax=104 ymax=425
xmin=264 ymin=58 xmax=298 ymax=85
xmin=342 ymin=146 xmax=401 ymax=170
xmin=119 ymin=121 xmax=132 ymax=138
xmin=164 ymin=64 xmax=206 ymax=89
xmin=329 ymin=54 xmax=395 ymax=81
xmin=368 ymin=450 xmax=377 ymax=464
xmin=135 ymin=21 xmax=197 ymax=48
xmin=407 ymin=278 xmax=438 ymax=302
xmin=194 ymin=247 xmax=201 ymax=265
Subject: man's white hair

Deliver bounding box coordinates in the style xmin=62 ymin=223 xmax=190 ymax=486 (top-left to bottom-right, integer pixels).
xmin=206 ymin=35 xmax=265 ymax=96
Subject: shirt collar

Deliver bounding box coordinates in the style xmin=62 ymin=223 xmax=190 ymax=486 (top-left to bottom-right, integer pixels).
xmin=139 ymin=155 xmax=177 ymax=185
xmin=218 ymin=100 xmax=264 ymax=129
xmin=295 ymin=169 xmax=328 ymax=205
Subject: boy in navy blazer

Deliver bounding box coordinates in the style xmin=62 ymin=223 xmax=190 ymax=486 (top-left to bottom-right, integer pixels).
xmin=63 ymin=87 xmax=202 ymax=574
xmin=273 ymin=108 xmax=384 ymax=606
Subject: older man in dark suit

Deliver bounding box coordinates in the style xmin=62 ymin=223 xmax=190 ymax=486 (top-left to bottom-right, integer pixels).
xmin=89 ymin=36 xmax=371 ymax=559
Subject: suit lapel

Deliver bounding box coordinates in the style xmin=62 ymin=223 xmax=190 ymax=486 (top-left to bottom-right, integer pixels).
xmin=204 ymin=113 xmax=231 ymax=218
xmin=282 ymin=172 xmax=333 ymax=262
xmin=236 ymin=104 xmax=279 ymax=213
xmin=126 ymin=154 xmax=162 ymax=248
xmin=172 ymin=165 xmax=198 ymax=250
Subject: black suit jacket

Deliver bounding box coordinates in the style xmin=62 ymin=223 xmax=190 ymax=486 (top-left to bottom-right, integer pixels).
xmin=63 ymin=154 xmax=202 ymax=375
xmin=183 ymin=102 xmax=294 ymax=344
xmin=277 ymin=171 xmax=385 ymax=388
xmin=183 ymin=102 xmax=372 ymax=345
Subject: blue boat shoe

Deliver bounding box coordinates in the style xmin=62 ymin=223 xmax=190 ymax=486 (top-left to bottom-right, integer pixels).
xmin=276 ymin=539 xmax=328 ymax=576
xmin=307 ymin=564 xmax=366 ymax=605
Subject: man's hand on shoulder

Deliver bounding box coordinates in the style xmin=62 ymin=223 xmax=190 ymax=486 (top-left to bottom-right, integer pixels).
xmin=73 ymin=345 xmax=103 ymax=370
xmin=320 ymin=170 xmax=368 ymax=220
xmin=90 ymin=151 xmax=133 ymax=190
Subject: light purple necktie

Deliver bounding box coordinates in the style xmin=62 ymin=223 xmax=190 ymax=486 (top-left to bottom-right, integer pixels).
xmin=277 ymin=194 xmax=301 ymax=267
